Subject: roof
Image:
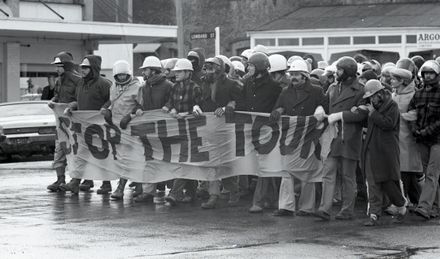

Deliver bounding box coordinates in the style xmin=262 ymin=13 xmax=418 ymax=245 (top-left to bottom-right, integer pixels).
xmin=252 ymin=3 xmax=440 ymax=32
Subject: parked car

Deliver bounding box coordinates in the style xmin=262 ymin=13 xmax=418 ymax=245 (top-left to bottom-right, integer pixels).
xmin=0 ymin=101 xmax=56 ymax=159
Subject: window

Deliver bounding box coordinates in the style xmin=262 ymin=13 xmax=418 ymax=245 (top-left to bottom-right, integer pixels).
xmin=329 ymin=37 xmax=350 ymax=45
xmin=378 ymin=35 xmax=401 ymax=44
xmin=353 ymin=36 xmax=375 ymax=45
xmin=302 ymin=37 xmax=324 ymax=46
xmin=255 ymin=38 xmax=275 ymax=46
xmin=278 ymin=38 xmax=299 ymax=46
xmin=406 ymin=35 xmax=417 ymax=44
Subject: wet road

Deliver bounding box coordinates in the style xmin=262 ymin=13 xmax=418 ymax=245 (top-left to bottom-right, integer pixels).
xmin=1 ymin=161 xmax=440 ymax=258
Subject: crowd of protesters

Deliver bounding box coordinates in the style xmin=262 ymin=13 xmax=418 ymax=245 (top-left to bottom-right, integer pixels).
xmin=45 ymin=44 xmax=440 ymax=226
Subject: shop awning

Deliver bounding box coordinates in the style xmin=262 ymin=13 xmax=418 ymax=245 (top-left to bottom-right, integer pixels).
xmin=251 ymin=3 xmax=440 ymax=32
xmin=133 ymin=43 xmax=161 ymax=53
xmin=0 ymin=17 xmax=177 ymax=43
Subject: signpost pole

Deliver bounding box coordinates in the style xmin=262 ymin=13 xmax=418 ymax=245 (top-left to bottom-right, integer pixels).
xmin=215 ymin=26 xmax=220 ymax=56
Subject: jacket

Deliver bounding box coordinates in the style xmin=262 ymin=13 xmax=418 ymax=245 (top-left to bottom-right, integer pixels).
xmin=361 ymin=97 xmax=401 ymax=183
xmin=109 ymin=77 xmax=142 ymax=116
xmin=73 ymin=55 xmax=111 ymax=111
xmin=52 ymin=52 xmax=81 ymax=104
xmin=238 ymin=72 xmax=282 ymax=113
xmin=138 ymin=74 xmax=173 ymax=111
xmin=328 ymin=77 xmax=367 ymax=160
xmin=200 ymin=74 xmax=242 ymax=112
xmin=188 ymin=47 xmax=206 ymax=86
xmin=392 ymin=83 xmax=423 ymax=172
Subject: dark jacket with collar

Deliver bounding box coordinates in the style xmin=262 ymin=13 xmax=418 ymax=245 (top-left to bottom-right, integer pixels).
xmin=274 ymin=79 xmax=327 ymax=116
xmin=361 ymin=97 xmax=400 ymax=183
xmin=200 ymin=74 xmax=242 ymax=112
xmin=139 ymin=74 xmax=173 ymax=111
xmin=238 ymin=72 xmax=282 ymax=113
xmin=52 ymin=53 xmax=81 ymax=104
xmin=327 ymin=77 xmax=367 ymax=160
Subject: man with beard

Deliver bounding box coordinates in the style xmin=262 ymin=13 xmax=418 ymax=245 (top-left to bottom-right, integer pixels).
xmin=187 ymin=48 xmax=206 ymax=86
xmin=411 ymin=60 xmax=440 ymax=220
xmin=133 ymin=56 xmax=173 ymax=203
xmin=270 ymin=59 xmax=327 ymax=217
xmin=268 ymin=54 xmax=290 ymax=89
xmin=46 ymin=51 xmax=81 ymax=192
xmin=197 ymin=57 xmax=242 ymax=209
xmin=315 ymin=56 xmax=367 ymax=221
xmin=230 ymin=52 xmax=282 ymax=213
xmin=60 ymin=55 xmax=112 ymax=194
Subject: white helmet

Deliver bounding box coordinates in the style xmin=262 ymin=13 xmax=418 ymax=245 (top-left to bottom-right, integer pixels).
xmin=216 ymin=55 xmax=233 ymax=71
xmin=268 ymin=54 xmax=287 ymax=73
xmin=172 ymin=58 xmax=193 ymax=71
xmin=113 ymin=60 xmax=131 ymax=76
xmin=253 ymin=44 xmax=269 ymax=55
xmin=420 ymin=60 xmax=440 ymax=75
xmin=231 ymin=60 xmax=245 ymax=73
xmin=288 ymin=59 xmax=310 ymax=78
xmin=140 ymin=56 xmax=162 ymax=69
xmin=287 ymin=55 xmax=303 ymax=66
xmin=240 ymin=49 xmax=253 ymax=60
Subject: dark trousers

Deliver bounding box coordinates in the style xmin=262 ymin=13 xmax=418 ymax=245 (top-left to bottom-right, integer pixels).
xmin=401 ymin=171 xmax=422 ymax=205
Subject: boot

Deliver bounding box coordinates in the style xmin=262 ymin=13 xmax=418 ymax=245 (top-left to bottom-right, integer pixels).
xmin=97 ymin=181 xmax=112 ymax=194
xmin=134 ymin=193 xmax=154 ymax=203
xmin=132 ymin=183 xmax=143 ymax=197
xmin=79 ymin=180 xmax=94 ymax=192
xmin=59 ymin=178 xmax=81 ymax=194
xmin=111 ymin=178 xmax=127 ymax=200
xmin=227 ymin=191 xmax=240 ymax=207
xmin=47 ymin=174 xmax=65 ymax=192
xmin=201 ymin=195 xmax=218 ymax=209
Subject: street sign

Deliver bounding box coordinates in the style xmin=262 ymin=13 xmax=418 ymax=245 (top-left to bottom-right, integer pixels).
xmin=190 ymin=32 xmax=216 ymax=40
xmin=417 ymin=32 xmax=440 ymax=49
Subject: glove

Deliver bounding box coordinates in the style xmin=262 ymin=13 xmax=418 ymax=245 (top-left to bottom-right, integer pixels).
xmin=365 ymin=104 xmax=375 ymax=115
xmin=214 ymin=107 xmax=225 ymax=117
xmin=225 ymin=105 xmax=235 ymax=116
xmin=101 ymin=108 xmax=113 ymax=125
xmin=63 ymin=108 xmax=72 ymax=116
xmin=313 ymin=105 xmax=327 ymax=122
xmin=358 ymin=105 xmax=368 ymax=111
xmin=48 ymin=101 xmax=55 ymax=109
xmin=327 ymin=112 xmax=343 ymax=124
xmin=269 ymin=110 xmax=281 ymax=122
xmin=119 ymin=114 xmax=132 ymax=130
xmin=162 ymin=106 xmax=170 ymax=113
xmin=169 ymin=108 xmax=177 ymax=117
xmin=135 ymin=109 xmax=143 ymax=117
xmin=193 ymin=105 xmax=203 ymax=117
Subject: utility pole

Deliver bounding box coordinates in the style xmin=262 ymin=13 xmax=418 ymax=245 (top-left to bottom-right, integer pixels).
xmin=175 ymin=0 xmax=184 ymax=57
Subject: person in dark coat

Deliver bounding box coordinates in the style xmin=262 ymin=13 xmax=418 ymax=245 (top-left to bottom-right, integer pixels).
xmin=187 ymin=47 xmax=206 ymax=86
xmin=46 ymin=51 xmax=81 ymax=192
xmin=270 ymin=59 xmax=328 ymax=217
xmin=60 ymin=55 xmax=112 ymax=195
xmin=356 ymin=80 xmax=407 ymax=226
xmin=197 ymin=57 xmax=242 ymax=209
xmin=41 ymin=75 xmax=56 ymax=100
xmin=133 ymin=56 xmax=173 ymax=204
xmin=315 ymin=56 xmax=367 ymax=221
xmin=231 ymin=52 xmax=282 ymax=213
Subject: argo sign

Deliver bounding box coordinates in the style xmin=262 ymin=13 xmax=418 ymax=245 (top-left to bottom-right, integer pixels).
xmin=417 ymin=33 xmax=440 ymax=48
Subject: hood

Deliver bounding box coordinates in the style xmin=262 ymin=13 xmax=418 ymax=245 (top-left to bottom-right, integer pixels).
xmin=187 ymin=47 xmax=205 ymax=73
xmin=82 ymin=55 xmax=102 ymax=81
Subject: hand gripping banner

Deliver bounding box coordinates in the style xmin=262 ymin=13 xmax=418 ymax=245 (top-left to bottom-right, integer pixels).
xmin=53 ymin=104 xmax=325 ymax=183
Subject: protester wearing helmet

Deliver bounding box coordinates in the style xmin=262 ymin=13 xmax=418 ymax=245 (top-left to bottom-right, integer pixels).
xmin=197 ymin=57 xmax=242 ymax=209
xmin=187 ymin=48 xmax=206 ymax=85
xmin=409 ymin=60 xmax=440 ymax=220
xmin=270 ymin=58 xmax=327 ymax=217
xmin=231 ymin=60 xmax=246 ymax=80
xmin=315 ymin=56 xmax=367 ymax=221
xmin=60 ymin=55 xmax=112 ymax=195
xmin=354 ymin=79 xmax=407 ymax=226
xmin=93 ymin=60 xmax=143 ymax=200
xmin=389 ymin=67 xmax=423 ymax=209
xmin=268 ymin=54 xmax=290 ymax=88
xmin=163 ymin=58 xmax=203 ymax=206
xmin=233 ymin=52 xmax=282 ymax=213
xmin=162 ymin=58 xmax=178 ymax=83
xmin=46 ymin=51 xmax=81 ymax=193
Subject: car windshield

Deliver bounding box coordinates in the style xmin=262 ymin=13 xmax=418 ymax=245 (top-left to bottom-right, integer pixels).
xmin=0 ymin=103 xmax=53 ymax=117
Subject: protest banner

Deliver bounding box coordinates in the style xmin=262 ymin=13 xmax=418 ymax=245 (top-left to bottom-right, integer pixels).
xmin=54 ymin=104 xmax=325 ymax=183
